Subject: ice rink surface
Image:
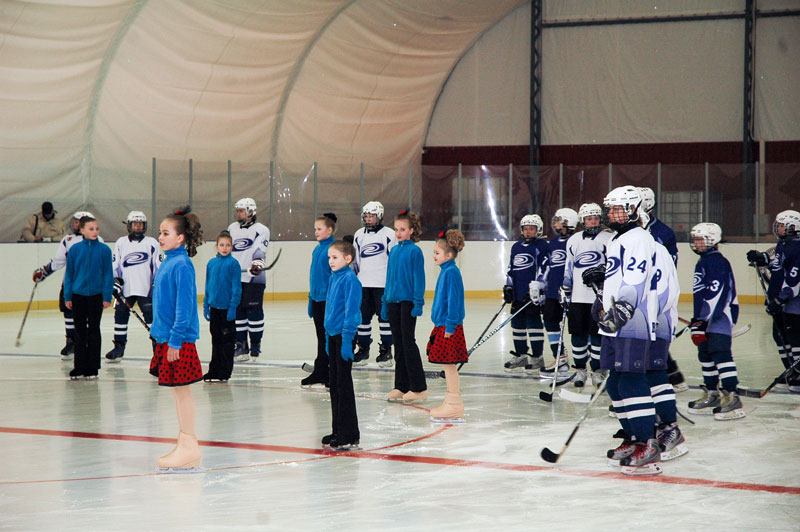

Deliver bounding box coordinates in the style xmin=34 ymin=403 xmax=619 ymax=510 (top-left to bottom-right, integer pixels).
xmin=1 ymin=300 xmax=798 ymax=531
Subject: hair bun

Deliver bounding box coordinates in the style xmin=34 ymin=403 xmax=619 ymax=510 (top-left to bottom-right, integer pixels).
xmin=399 ymin=209 xmax=408 ymax=216
xmin=438 ymin=230 xmax=445 ymax=238
xmin=342 ymin=234 xmax=354 ymax=244
xmin=323 ymin=212 xmax=338 ymax=223
xmin=174 ymin=205 xmax=192 ymax=216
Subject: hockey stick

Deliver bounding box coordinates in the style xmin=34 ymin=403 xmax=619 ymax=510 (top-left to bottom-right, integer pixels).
xmin=540 ymin=375 xmax=609 ymax=464
xmin=444 ymin=301 xmax=507 ymax=377
xmin=539 ymin=304 xmax=570 ymax=402
xmin=15 ymin=283 xmax=38 ymax=347
xmin=114 ymin=292 xmax=150 ymax=332
xmin=242 ymin=248 xmax=283 ymax=273
xmin=737 ymin=356 xmax=800 ymax=399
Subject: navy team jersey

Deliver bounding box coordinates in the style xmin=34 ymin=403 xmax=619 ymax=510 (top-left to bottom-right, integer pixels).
xmin=779 ymin=239 xmax=800 ymax=315
xmin=538 ymin=235 xmax=569 ymax=299
xmin=646 ymin=217 xmax=678 ymax=265
xmin=506 ymin=239 xmax=546 ymax=302
xmin=692 ymin=250 xmax=739 ymax=335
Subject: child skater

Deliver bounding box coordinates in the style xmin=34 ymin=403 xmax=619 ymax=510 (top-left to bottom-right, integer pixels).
xmin=203 ymin=230 xmax=241 ymax=382
xmin=687 ymin=222 xmax=745 ymax=420
xmin=321 ymin=239 xmax=362 ymax=451
xmin=382 ymin=211 xmax=426 ymax=402
xmin=428 ymin=230 xmax=467 ymax=422
xmin=63 ymin=215 xmax=113 ymax=379
xmin=150 ymin=206 xmax=205 ymax=472
xmin=302 ymin=212 xmax=337 ymax=388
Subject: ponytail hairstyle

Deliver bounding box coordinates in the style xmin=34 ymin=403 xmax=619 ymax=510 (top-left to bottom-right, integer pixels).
xmin=316 ymin=212 xmax=338 ymax=231
xmin=330 ymin=239 xmax=356 ymax=264
xmin=395 ymin=210 xmax=422 ymax=243
xmin=437 ymin=229 xmax=465 ymax=258
xmin=164 ymin=205 xmax=203 ymax=257
xmin=216 ymin=230 xmax=233 ymax=244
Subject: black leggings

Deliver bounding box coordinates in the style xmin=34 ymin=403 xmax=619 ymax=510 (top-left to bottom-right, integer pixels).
xmin=387 ymin=301 xmax=426 ymax=393
xmin=72 ymin=293 xmax=103 ymax=374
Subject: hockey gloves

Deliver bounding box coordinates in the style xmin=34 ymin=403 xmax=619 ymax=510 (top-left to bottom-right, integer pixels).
xmin=559 ymin=286 xmax=571 ymax=308
xmin=249 ymin=259 xmax=266 ymax=276
xmin=767 ymin=288 xmax=792 ymax=316
xmin=596 ymin=298 xmax=635 ymax=334
xmin=746 ymin=249 xmax=769 ymax=268
xmin=113 ymin=277 xmax=124 ymax=298
xmin=340 ymin=336 xmax=354 ymax=361
xmin=32 ymin=265 xmax=52 ymax=283
xmin=528 ymin=280 xmax=546 ymax=305
xmin=503 ymin=285 xmax=513 ymax=304
xmin=690 ymin=319 xmax=708 ymax=346
xmin=582 ymin=265 xmax=606 ymax=294
xmin=203 ymin=303 xmax=211 ymax=322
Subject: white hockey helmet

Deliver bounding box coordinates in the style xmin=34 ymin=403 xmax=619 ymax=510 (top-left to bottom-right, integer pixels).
xmin=638 ymin=187 xmax=656 ymax=214
xmin=520 ymin=214 xmax=543 ymax=234
xmin=124 ymin=211 xmax=147 ymax=234
xmin=689 ymin=222 xmax=722 ymax=254
xmin=552 ymin=208 xmax=579 ymax=233
xmin=774 ymin=210 xmax=800 ymax=239
xmin=361 ymin=201 xmax=385 ymax=226
xmin=578 ymin=203 xmax=603 ymax=235
xmin=235 ymin=197 xmax=257 ymax=218
xmin=603 ymin=186 xmax=642 ymax=231
xmin=71 ymin=211 xmax=94 ymax=234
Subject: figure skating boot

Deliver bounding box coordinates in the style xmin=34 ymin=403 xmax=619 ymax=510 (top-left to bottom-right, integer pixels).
xmin=387 ymin=389 xmax=405 ymax=402
xmin=430 ymin=392 xmax=465 ymax=423
xmin=402 ymin=390 xmax=427 ymax=403
xmin=156 ymin=432 xmax=203 ymax=473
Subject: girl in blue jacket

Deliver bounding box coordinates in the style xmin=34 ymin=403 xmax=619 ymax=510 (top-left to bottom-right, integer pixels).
xmin=149 ymin=206 xmax=204 ymax=473
xmin=427 ymin=230 xmax=467 ymax=422
xmin=322 ymin=239 xmax=362 ymax=451
xmin=303 ymin=213 xmax=337 ymax=388
xmin=381 ymin=211 xmax=426 ymax=402
xmin=203 ymin=231 xmax=242 ymax=382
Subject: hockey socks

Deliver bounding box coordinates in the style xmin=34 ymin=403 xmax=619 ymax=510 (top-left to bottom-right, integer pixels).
xmin=646 ymin=370 xmax=677 ymax=425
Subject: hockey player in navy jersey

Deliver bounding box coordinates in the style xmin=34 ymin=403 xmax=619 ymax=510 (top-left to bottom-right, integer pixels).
xmin=228 ymin=198 xmax=271 ymax=362
xmin=32 ymin=211 xmax=98 ymax=360
xmin=763 ymin=211 xmax=800 ymax=393
xmin=561 ymin=203 xmax=611 ymax=387
xmin=687 ymin=223 xmax=745 ymax=420
xmin=503 ymin=214 xmax=547 ymax=373
xmin=595 ymin=186 xmax=662 ymax=475
xmin=747 ymin=210 xmax=800 ymax=388
xmin=105 ymin=211 xmax=161 ymax=362
xmin=352 ymin=201 xmax=397 ymax=367
xmin=533 ymin=207 xmax=578 ymax=382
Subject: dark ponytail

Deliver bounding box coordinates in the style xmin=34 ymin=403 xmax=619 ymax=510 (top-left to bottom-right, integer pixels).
xmin=164 ymin=205 xmax=203 ymax=257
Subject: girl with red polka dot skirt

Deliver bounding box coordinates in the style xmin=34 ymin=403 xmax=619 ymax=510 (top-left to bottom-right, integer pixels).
xmin=427 ymin=229 xmax=467 ymax=422
xmin=149 ymin=206 xmax=204 ymax=473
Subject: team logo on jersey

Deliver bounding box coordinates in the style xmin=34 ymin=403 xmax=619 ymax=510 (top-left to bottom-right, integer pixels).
xmin=513 ymin=253 xmax=535 ymax=270
xmin=233 ymin=238 xmax=253 ymax=252
xmin=605 ymin=257 xmax=621 ymax=276
xmin=574 ymin=251 xmax=603 ymax=269
xmin=361 ymin=242 xmax=385 ymax=258
xmin=692 ymin=272 xmax=703 ymax=292
xmin=549 ymin=249 xmax=567 ymax=268
xmin=122 ymin=252 xmax=150 ymax=267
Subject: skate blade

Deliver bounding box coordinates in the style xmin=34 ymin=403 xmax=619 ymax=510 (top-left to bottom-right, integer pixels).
xmin=155 ymin=465 xmax=205 ymax=474
xmin=377 ymin=361 xmax=394 ymax=368
xmin=300 ymin=382 xmax=327 ymax=389
xmin=660 ymin=443 xmax=689 ymax=461
xmin=429 ymin=415 xmax=465 ymax=424
xmin=331 ymin=444 xmax=362 ymax=452
xmin=620 ymin=463 xmax=662 ymax=476
xmin=607 ymin=458 xmax=621 ymax=468
xmin=106 ymin=358 xmax=122 ymax=364
xmin=61 ymin=356 xmax=73 ymax=362
xmin=673 ymin=383 xmax=690 ymax=393
xmin=713 ymin=409 xmax=745 ymax=421
xmin=686 ymin=407 xmax=715 ymax=415
xmin=504 ymin=366 xmax=525 ymax=373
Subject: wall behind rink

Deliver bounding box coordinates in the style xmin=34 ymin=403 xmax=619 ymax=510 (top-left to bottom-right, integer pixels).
xmin=0 ymin=241 xmax=777 ymax=311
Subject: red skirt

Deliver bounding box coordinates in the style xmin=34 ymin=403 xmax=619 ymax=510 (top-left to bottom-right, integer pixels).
xmin=149 ymin=342 xmax=203 ymax=387
xmin=426 ymin=325 xmax=469 ymax=365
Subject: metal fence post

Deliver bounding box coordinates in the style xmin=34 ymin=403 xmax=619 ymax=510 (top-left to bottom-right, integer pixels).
xmin=269 ymin=160 xmax=274 ymax=233
xmin=151 ymin=157 xmax=157 ymax=237
xmin=313 ymin=161 xmax=318 ymax=220
xmin=227 ymin=160 xmax=232 ymax=225
xmin=360 ymin=162 xmax=365 ymax=209
xmin=457 ymin=163 xmax=462 ymax=232
xmin=408 ymin=163 xmax=413 ymax=211
xmin=656 ymin=163 xmax=662 ymax=220
xmin=559 ymin=163 xmax=563 ymax=208
xmin=608 ymin=163 xmax=613 ymax=192
xmin=754 ymin=161 xmax=760 ymax=242
xmin=188 ymin=158 xmax=193 ymax=206
xmin=508 ymin=164 xmax=513 ymax=238
xmin=704 ymin=162 xmax=710 ymax=221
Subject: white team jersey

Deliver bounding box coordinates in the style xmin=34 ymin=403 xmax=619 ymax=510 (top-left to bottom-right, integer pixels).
xmin=562 ymin=230 xmax=612 ymax=304
xmin=653 ymin=242 xmax=680 ymax=341
xmin=112 ymin=235 xmax=161 ymax=298
xmin=601 ymin=226 xmax=658 ymax=341
xmin=228 ymin=221 xmax=270 ymax=284
xmin=353 ymin=225 xmax=396 ymax=288
xmin=47 ymin=233 xmax=105 ymax=272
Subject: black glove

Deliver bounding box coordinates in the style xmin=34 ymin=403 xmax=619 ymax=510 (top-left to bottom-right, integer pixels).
xmin=113 ymin=277 xmax=124 ymax=297
xmin=597 ymin=299 xmax=635 ymax=334
xmin=582 ymin=265 xmax=606 ymax=292
xmin=767 ymin=288 xmax=792 ymax=315
xmin=591 ymin=296 xmax=605 ymax=323
xmin=503 ymin=285 xmax=513 ymax=304
xmin=746 ymin=250 xmax=769 ymax=267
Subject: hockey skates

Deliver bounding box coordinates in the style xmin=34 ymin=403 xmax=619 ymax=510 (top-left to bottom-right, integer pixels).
xmin=657 ymin=423 xmax=688 ymax=461
xmin=713 ymin=390 xmax=745 ymax=420
xmin=687 ymin=386 xmax=720 ymax=415
xmin=620 ymin=439 xmax=662 ymax=476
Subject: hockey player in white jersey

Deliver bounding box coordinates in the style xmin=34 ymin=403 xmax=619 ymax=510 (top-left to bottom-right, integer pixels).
xmin=32 ymin=211 xmax=98 ymax=360
xmin=352 ymin=201 xmax=397 ymax=367
xmin=228 ymin=198 xmax=271 ymax=362
xmin=105 ymin=212 xmax=161 ymax=362
xmin=561 ymin=203 xmax=611 ymax=387
xmin=593 ymin=186 xmax=662 ymax=475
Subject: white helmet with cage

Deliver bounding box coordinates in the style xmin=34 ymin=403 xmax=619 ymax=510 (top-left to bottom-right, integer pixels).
xmin=578 ymin=203 xmax=603 ymax=235
xmin=690 ymin=222 xmax=723 ymax=254
xmin=520 ymin=214 xmax=543 ymax=235
xmin=774 ymin=210 xmax=800 ymax=239
xmin=361 ymin=201 xmax=385 ymax=227
xmin=124 ymin=211 xmax=148 ymax=234
xmin=235 ymin=197 xmax=257 ymax=219
xmin=552 ymin=208 xmax=579 ymax=233
xmin=603 ymin=186 xmax=642 ymax=231
xmin=638 ymin=187 xmax=656 ymax=214
xmin=71 ymin=210 xmax=94 ymax=234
